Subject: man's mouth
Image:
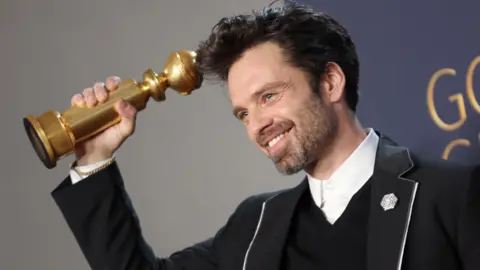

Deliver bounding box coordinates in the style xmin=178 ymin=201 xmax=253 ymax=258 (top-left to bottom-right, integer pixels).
xmin=262 ymin=128 xmax=292 ymax=154
xmin=267 ymin=131 xmax=288 ymax=148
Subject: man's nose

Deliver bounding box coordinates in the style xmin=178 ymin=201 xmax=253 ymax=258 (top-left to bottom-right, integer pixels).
xmin=248 ymin=112 xmax=273 ymax=140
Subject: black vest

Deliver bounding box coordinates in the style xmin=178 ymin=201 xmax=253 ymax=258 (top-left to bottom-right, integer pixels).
xmin=281 ymin=179 xmax=371 ymax=270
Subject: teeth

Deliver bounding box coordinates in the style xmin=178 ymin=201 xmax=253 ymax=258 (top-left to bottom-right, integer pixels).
xmin=268 ymin=132 xmax=287 ymax=148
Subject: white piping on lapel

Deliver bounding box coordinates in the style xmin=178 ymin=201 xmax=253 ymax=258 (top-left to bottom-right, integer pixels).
xmin=242 ymin=192 xmax=282 ymax=270
xmin=241 ymin=148 xmax=418 ymax=270
xmin=396 ymin=149 xmax=419 ymax=270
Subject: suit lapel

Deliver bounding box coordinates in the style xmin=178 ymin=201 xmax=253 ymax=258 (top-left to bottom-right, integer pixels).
xmin=367 ymin=134 xmax=419 ymax=270
xmin=242 ymin=132 xmax=419 ymax=270
xmin=243 ymin=179 xmax=308 ymax=270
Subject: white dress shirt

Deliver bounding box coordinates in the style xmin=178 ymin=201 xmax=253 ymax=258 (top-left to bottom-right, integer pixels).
xmin=307 ymin=128 xmax=379 ymax=224
xmin=70 ymin=129 xmax=380 ymax=226
xmin=70 ymin=157 xmax=114 ymax=184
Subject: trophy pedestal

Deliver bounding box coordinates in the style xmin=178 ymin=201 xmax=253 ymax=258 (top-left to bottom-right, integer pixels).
xmin=23 ymin=110 xmax=73 ymax=169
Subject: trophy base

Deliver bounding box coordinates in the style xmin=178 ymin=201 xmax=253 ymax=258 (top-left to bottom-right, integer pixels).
xmin=23 ymin=115 xmax=56 ymax=169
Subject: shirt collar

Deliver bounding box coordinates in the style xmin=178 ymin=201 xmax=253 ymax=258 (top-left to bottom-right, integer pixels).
xmin=307 ymin=128 xmax=379 ymax=211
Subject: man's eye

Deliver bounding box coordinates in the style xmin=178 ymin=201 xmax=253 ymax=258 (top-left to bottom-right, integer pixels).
xmin=262 ymin=93 xmax=276 ymax=103
xmin=238 ymin=111 xmax=248 ymax=120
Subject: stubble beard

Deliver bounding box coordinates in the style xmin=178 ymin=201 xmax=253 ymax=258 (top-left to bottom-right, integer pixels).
xmin=273 ymin=97 xmax=338 ymax=175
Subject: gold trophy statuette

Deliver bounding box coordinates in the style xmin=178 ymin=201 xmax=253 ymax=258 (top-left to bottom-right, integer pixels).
xmin=23 ymin=50 xmax=203 ymax=169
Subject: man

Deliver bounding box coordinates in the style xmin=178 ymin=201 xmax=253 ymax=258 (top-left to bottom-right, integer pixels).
xmin=52 ymin=3 xmax=480 ymax=270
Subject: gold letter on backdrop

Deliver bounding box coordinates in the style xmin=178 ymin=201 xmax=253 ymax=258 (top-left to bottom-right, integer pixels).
xmin=427 ymin=68 xmax=467 ymax=131
xmin=466 ymin=56 xmax=480 ymax=113
xmin=442 ymin=139 xmax=471 ymax=160
xmin=428 ymin=56 xmax=480 ymax=160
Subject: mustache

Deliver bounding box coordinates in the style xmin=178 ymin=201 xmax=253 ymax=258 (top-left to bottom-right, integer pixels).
xmin=257 ymin=121 xmax=293 ymax=145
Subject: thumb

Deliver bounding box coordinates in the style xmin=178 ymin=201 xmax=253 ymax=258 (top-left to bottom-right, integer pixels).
xmin=116 ymin=99 xmax=137 ymax=137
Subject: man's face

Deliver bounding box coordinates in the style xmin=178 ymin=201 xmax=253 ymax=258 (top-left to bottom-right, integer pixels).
xmin=228 ymin=42 xmax=338 ymax=175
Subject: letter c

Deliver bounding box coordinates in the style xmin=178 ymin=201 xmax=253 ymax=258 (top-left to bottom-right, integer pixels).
xmin=442 ymin=139 xmax=471 ymax=160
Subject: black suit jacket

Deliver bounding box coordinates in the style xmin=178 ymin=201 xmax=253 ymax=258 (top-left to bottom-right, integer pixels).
xmin=52 ymin=132 xmax=480 ymax=270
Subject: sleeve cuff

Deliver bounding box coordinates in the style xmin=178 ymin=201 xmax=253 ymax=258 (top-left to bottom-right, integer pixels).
xmin=69 ymin=156 xmax=115 ymax=184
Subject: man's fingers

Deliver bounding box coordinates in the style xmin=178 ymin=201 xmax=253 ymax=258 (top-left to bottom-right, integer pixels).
xmin=105 ymin=76 xmax=121 ymax=92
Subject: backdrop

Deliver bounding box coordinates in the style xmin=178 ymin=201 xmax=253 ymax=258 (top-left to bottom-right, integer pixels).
xmin=1 ymin=1 xmax=478 ymax=269
xmin=298 ymin=0 xmax=480 ymax=164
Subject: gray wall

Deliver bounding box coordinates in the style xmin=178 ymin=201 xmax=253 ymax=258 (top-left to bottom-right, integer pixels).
xmin=0 ymin=0 xmax=299 ymax=269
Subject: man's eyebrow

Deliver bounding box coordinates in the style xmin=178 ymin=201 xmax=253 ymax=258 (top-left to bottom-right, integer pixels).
xmin=251 ymin=81 xmax=290 ymax=100
xmin=258 ymin=81 xmax=290 ymax=92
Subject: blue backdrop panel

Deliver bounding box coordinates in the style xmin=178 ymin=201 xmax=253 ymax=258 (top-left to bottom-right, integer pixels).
xmin=295 ymin=0 xmax=480 ymax=164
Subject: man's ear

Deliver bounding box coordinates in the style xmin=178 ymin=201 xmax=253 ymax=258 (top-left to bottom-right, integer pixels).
xmin=319 ymin=62 xmax=346 ymax=103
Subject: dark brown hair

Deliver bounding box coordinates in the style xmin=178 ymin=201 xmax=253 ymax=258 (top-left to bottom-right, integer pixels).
xmin=196 ymin=1 xmax=360 ymax=111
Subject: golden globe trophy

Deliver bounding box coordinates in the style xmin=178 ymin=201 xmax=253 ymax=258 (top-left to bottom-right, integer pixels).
xmin=23 ymin=50 xmax=203 ymax=169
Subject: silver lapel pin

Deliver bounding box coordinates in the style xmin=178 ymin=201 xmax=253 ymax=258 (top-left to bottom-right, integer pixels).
xmin=381 ymin=193 xmax=398 ymax=211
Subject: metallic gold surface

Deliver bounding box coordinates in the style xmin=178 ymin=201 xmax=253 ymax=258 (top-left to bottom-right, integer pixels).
xmin=23 ymin=50 xmax=203 ymax=169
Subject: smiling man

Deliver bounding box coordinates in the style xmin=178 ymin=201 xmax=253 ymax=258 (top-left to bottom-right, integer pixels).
xmin=51 ymin=2 xmax=480 ymax=270
xmin=228 ymin=41 xmax=350 ymax=179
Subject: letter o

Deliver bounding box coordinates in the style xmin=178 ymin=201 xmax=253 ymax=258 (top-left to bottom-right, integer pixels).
xmin=466 ymin=56 xmax=480 ymax=113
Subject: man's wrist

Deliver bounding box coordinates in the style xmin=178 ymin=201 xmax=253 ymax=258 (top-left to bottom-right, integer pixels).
xmin=72 ymin=157 xmax=115 ymax=177
xmin=76 ymin=153 xmax=113 ymax=167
